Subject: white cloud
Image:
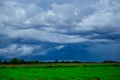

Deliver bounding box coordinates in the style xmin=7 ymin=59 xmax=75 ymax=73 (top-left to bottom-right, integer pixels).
xmin=0 ymin=0 xmax=42 ymax=26
xmin=76 ymin=0 xmax=120 ymax=31
xmin=27 ymin=3 xmax=79 ymax=26
xmin=0 ymin=44 xmax=34 ymax=58
xmin=0 ymin=1 xmax=27 ymax=24
xmin=17 ymin=45 xmax=33 ymax=55
xmin=56 ymin=45 xmax=65 ymax=50
xmin=78 ymin=11 xmax=120 ymax=30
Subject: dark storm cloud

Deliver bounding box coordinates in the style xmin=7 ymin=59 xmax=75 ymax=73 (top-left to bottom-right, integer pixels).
xmin=0 ymin=0 xmax=120 ymax=61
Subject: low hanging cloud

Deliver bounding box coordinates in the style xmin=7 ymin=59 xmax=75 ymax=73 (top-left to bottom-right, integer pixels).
xmin=0 ymin=44 xmax=33 ymax=58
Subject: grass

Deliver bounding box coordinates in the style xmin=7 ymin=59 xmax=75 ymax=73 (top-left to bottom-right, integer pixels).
xmin=0 ymin=63 xmax=120 ymax=80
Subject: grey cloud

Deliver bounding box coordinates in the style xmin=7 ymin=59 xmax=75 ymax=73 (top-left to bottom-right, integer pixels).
xmin=0 ymin=0 xmax=120 ymax=44
xmin=0 ymin=0 xmax=120 ymax=61
xmin=6 ymin=29 xmax=89 ymax=43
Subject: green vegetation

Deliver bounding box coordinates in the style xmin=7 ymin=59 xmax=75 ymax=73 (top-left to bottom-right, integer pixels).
xmin=1 ymin=57 xmax=120 ymax=64
xmin=0 ymin=63 xmax=120 ymax=80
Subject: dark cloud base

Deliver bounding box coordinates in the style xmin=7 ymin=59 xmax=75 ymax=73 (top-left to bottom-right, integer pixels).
xmin=1 ymin=41 xmax=120 ymax=62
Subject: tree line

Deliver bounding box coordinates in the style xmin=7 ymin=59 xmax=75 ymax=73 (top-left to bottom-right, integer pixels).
xmin=0 ymin=58 xmax=119 ymax=64
xmin=0 ymin=58 xmax=39 ymax=64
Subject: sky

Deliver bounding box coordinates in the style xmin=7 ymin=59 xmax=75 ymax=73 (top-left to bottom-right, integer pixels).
xmin=0 ymin=0 xmax=120 ymax=62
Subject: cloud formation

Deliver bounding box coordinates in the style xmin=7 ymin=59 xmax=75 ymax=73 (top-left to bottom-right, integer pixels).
xmin=0 ymin=0 xmax=120 ymax=43
xmin=0 ymin=44 xmax=33 ymax=58
xmin=0 ymin=0 xmax=120 ymax=61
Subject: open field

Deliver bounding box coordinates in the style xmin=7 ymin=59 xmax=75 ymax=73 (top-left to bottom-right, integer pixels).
xmin=0 ymin=63 xmax=120 ymax=80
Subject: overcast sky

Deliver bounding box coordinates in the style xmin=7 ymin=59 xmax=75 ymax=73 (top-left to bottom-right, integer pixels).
xmin=0 ymin=0 xmax=120 ymax=61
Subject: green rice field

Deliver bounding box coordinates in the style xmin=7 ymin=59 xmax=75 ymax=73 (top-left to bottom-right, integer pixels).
xmin=0 ymin=63 xmax=120 ymax=80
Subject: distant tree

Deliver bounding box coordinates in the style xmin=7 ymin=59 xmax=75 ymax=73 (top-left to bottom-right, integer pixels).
xmin=102 ymin=60 xmax=117 ymax=63
xmin=0 ymin=59 xmax=1 ymax=64
xmin=54 ymin=60 xmax=59 ymax=63
xmin=10 ymin=58 xmax=19 ymax=64
xmin=72 ymin=60 xmax=81 ymax=63
xmin=60 ymin=61 xmax=65 ymax=63
xmin=2 ymin=60 xmax=8 ymax=64
xmin=64 ymin=61 xmax=71 ymax=63
xmin=19 ymin=59 xmax=26 ymax=64
xmin=34 ymin=60 xmax=39 ymax=63
xmin=28 ymin=60 xmax=39 ymax=64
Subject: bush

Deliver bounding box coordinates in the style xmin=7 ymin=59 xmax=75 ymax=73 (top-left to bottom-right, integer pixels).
xmin=102 ymin=60 xmax=117 ymax=63
xmin=10 ymin=58 xmax=19 ymax=64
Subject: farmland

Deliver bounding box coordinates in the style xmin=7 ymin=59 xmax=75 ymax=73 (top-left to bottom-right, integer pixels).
xmin=0 ymin=63 xmax=120 ymax=80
